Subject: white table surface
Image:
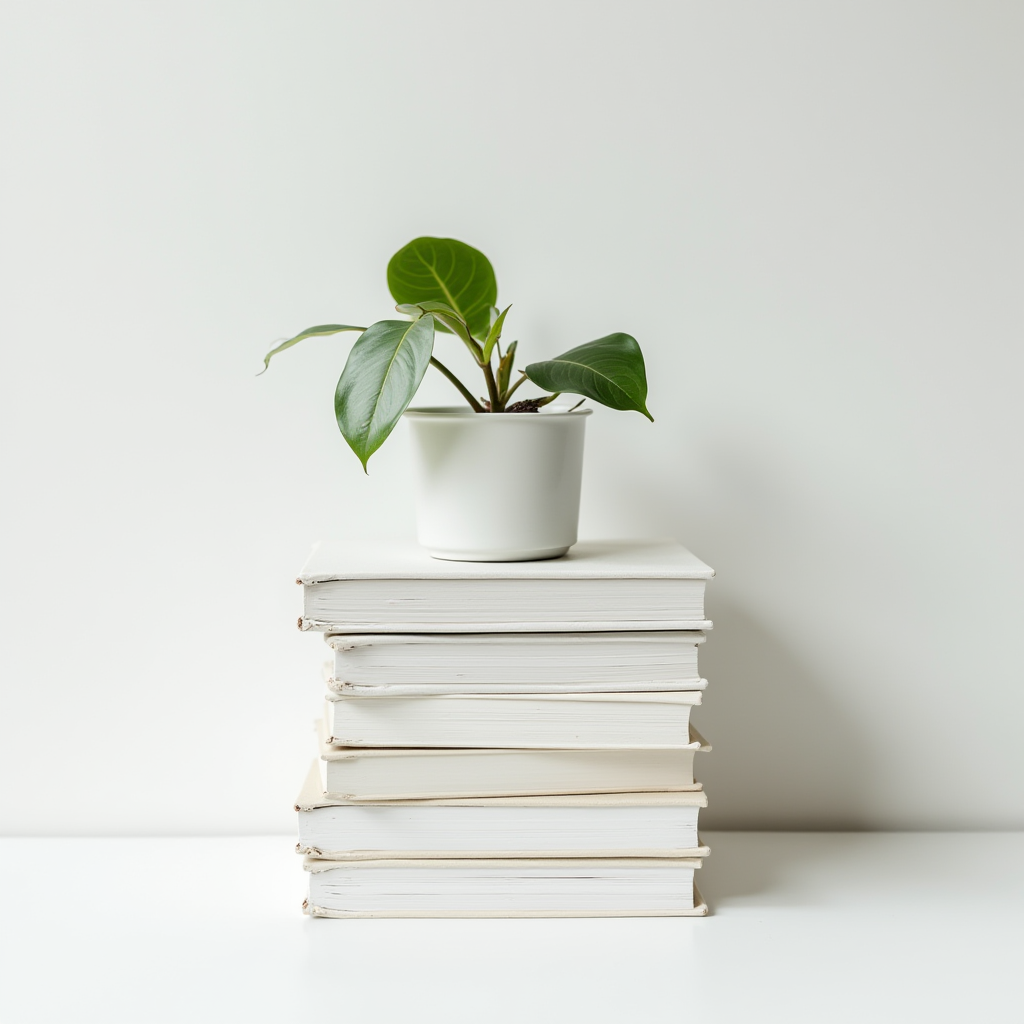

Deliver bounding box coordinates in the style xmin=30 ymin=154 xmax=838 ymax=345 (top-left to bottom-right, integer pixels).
xmin=1 ymin=832 xmax=1021 ymax=1023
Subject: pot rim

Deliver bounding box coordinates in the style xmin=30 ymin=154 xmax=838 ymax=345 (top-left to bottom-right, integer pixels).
xmin=404 ymin=405 xmax=593 ymax=419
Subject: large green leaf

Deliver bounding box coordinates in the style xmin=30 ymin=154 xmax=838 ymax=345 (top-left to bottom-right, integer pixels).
xmin=257 ymin=324 xmax=365 ymax=375
xmin=387 ymin=237 xmax=497 ymax=340
xmin=525 ymin=333 xmax=653 ymax=420
xmin=334 ymin=318 xmax=435 ymax=470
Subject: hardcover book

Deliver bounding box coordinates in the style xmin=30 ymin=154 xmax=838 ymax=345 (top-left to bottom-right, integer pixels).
xmin=298 ymin=539 xmax=714 ymax=633
xmin=296 ymin=762 xmax=709 ymax=860
xmin=325 ymin=630 xmax=706 ymax=694
xmin=303 ymin=857 xmax=707 ymax=918
xmin=317 ymin=718 xmax=710 ymax=800
xmin=323 ymin=690 xmax=702 ymax=749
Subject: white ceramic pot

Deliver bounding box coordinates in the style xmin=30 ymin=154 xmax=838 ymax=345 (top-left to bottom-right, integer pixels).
xmin=404 ymin=406 xmax=592 ymax=562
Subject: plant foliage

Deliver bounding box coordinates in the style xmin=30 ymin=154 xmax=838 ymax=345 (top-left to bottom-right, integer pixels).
xmin=388 ymin=238 xmax=496 ymax=340
xmin=334 ymin=318 xmax=435 ymax=471
xmin=260 ymin=237 xmax=651 ymax=468
xmin=525 ymin=334 xmax=652 ymax=421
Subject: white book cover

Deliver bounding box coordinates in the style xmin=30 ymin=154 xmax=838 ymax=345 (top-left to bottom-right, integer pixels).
xmin=303 ymin=857 xmax=708 ymax=918
xmin=323 ymin=690 xmax=702 ymax=749
xmin=298 ymin=539 xmax=714 ymax=633
xmin=317 ymin=718 xmax=711 ymax=800
xmin=295 ymin=762 xmax=709 ymax=860
xmin=325 ymin=630 xmax=707 ymax=694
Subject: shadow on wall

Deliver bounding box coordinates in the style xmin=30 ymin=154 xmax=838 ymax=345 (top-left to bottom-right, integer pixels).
xmin=695 ymin=598 xmax=871 ymax=830
xmin=583 ymin=426 xmax=879 ymax=829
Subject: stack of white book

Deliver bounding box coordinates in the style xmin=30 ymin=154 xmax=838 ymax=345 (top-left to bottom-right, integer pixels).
xmin=293 ymin=539 xmax=715 ymax=918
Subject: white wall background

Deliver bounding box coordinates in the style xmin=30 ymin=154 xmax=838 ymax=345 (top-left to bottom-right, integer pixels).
xmin=1 ymin=1 xmax=1021 ymax=833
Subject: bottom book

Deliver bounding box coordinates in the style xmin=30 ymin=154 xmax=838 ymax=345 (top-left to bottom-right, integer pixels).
xmin=303 ymin=857 xmax=707 ymax=918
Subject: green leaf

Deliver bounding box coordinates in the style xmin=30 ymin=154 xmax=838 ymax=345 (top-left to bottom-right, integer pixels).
xmin=387 ymin=237 xmax=497 ymax=340
xmin=395 ymin=302 xmax=429 ymax=319
xmin=334 ymin=318 xmax=435 ymax=470
xmin=396 ymin=299 xmax=455 ymax=317
xmin=396 ymin=300 xmax=480 ymax=359
xmin=257 ymin=324 xmax=366 ymax=375
xmin=482 ymin=304 xmax=511 ymax=363
xmin=430 ymin=313 xmax=478 ymax=353
xmin=396 ymin=300 xmax=459 ymax=322
xmin=524 ymin=333 xmax=653 ymax=420
xmin=496 ymin=339 xmax=517 ymax=398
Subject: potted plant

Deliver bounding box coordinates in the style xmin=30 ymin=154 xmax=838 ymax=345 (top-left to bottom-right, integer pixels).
xmin=260 ymin=236 xmax=652 ymax=561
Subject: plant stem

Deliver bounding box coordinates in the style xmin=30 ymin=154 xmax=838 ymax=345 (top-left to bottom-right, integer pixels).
xmin=429 ymin=357 xmax=484 ymax=413
xmin=502 ymin=371 xmax=529 ymax=404
xmin=482 ymin=360 xmax=502 ymax=412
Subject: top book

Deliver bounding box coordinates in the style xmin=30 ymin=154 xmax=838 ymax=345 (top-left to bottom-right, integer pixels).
xmin=298 ymin=539 xmax=714 ymax=633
